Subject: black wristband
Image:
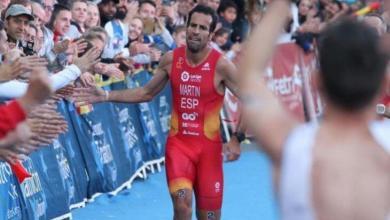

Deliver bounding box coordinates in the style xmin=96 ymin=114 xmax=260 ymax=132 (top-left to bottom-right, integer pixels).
xmin=233 ymin=132 xmax=246 ymax=143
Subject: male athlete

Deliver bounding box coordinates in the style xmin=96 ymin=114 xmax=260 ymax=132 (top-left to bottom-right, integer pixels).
xmin=76 ymin=5 xmax=241 ymax=220
xmin=240 ymin=0 xmax=390 ymax=220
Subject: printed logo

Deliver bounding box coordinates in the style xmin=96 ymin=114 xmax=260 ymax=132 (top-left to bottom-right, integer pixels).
xmin=215 ymin=182 xmax=221 ymax=193
xmin=181 ymin=71 xmax=190 ymax=82
xmin=176 ymin=57 xmax=184 ymax=69
xmin=181 ymin=112 xmax=198 ymax=121
xmin=190 ymin=74 xmax=202 ymax=83
xmin=202 ymin=62 xmax=210 ymax=71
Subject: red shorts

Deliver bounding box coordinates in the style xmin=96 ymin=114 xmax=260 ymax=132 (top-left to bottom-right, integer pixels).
xmin=165 ymin=136 xmax=223 ymax=210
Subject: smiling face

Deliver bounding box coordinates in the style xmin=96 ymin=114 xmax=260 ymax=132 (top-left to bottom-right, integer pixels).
xmin=186 ymin=12 xmax=212 ymax=53
xmin=128 ymin=17 xmax=143 ymax=40
xmin=25 ymin=25 xmax=36 ymax=42
xmin=6 ymin=15 xmax=30 ymax=41
xmin=86 ymin=4 xmax=100 ymax=27
xmin=53 ymin=10 xmax=71 ymax=36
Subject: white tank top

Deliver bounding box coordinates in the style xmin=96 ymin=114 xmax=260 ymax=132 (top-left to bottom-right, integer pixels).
xmin=279 ymin=121 xmax=390 ymax=220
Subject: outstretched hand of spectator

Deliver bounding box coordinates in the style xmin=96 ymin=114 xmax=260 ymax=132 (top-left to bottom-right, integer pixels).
xmin=25 ymin=106 xmax=68 ymax=148
xmin=80 ymin=72 xmax=96 ymax=87
xmin=73 ymin=46 xmax=101 ymax=73
xmin=18 ymin=68 xmax=53 ymax=113
xmin=67 ymin=39 xmax=88 ymax=55
xmin=129 ymin=42 xmax=151 ymax=55
xmin=53 ymin=39 xmax=71 ymax=54
xmin=113 ymin=53 xmax=134 ymax=73
xmin=0 ymin=56 xmax=48 ymax=82
xmin=55 ymin=84 xmax=75 ymax=99
xmin=94 ymin=62 xmax=125 ymax=79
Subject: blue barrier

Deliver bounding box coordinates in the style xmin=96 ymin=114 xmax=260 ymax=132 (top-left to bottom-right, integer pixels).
xmin=57 ymin=101 xmax=89 ymax=208
xmin=0 ymin=71 xmax=171 ymax=219
xmin=0 ymin=162 xmax=23 ymax=220
xmin=131 ymin=71 xmax=166 ymax=160
xmin=110 ymin=80 xmax=149 ymax=174
xmin=19 ymin=155 xmax=47 ymax=220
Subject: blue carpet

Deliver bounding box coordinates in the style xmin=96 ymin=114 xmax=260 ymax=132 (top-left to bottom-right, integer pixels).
xmin=72 ymin=150 xmax=279 ymax=220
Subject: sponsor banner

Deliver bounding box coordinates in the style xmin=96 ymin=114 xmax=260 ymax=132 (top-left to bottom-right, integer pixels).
xmin=222 ymin=43 xmax=321 ymax=124
xmin=267 ymin=43 xmax=306 ymax=121
xmin=130 ymin=71 xmax=166 ymax=160
xmin=18 ymin=156 xmax=47 ymax=220
xmin=154 ymin=82 xmax=172 ymax=149
xmin=67 ymin=100 xmax=120 ymax=195
xmin=110 ymin=80 xmax=149 ymax=172
xmin=58 ymin=100 xmax=89 ymax=205
xmin=0 ymin=162 xmax=23 ymax=220
xmin=24 ymin=145 xmax=69 ymax=219
xmin=222 ymin=89 xmax=241 ymax=133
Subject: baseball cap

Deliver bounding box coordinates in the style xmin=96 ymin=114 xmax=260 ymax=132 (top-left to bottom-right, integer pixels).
xmin=5 ymin=4 xmax=34 ymax=21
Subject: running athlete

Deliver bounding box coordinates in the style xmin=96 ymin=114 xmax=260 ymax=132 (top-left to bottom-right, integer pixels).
xmin=75 ymin=5 xmax=241 ymax=220
xmin=239 ymin=1 xmax=390 ymax=220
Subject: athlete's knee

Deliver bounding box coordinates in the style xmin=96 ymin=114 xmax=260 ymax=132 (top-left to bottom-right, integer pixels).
xmin=172 ymin=189 xmax=192 ymax=219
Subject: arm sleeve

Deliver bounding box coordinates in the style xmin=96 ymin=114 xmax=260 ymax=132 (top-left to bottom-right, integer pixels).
xmin=50 ymin=64 xmax=81 ymax=90
xmin=160 ymin=27 xmax=175 ymax=49
xmin=225 ymin=51 xmax=236 ymax=61
xmin=131 ymin=53 xmax=151 ymax=64
xmin=0 ymin=80 xmax=28 ymax=98
xmin=0 ymin=65 xmax=81 ymax=99
xmin=0 ymin=100 xmax=26 ymax=138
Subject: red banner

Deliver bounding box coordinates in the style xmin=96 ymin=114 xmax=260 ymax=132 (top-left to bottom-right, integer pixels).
xmin=222 ymin=43 xmax=322 ymax=134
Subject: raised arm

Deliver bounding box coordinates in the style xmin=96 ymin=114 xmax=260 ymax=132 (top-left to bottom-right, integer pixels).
xmin=75 ymin=51 xmax=172 ymax=104
xmin=239 ymin=0 xmax=297 ymax=165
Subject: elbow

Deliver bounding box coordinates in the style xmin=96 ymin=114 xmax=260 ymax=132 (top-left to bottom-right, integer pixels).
xmin=143 ymin=94 xmax=153 ymax=102
xmin=141 ymin=89 xmax=154 ymax=102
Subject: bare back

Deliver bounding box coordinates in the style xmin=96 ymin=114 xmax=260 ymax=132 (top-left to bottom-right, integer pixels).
xmin=311 ymin=123 xmax=390 ymax=220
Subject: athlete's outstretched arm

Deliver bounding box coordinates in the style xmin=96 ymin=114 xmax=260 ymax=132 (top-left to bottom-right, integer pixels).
xmin=75 ymin=52 xmax=173 ymax=104
xmin=108 ymin=52 xmax=172 ymax=103
xmin=238 ymin=0 xmax=297 ymax=165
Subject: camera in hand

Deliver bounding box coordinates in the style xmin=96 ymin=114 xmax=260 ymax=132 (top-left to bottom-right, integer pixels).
xmin=22 ymin=41 xmax=35 ymax=56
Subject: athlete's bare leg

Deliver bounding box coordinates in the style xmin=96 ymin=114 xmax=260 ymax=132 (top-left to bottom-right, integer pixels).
xmin=171 ymin=188 xmax=193 ymax=220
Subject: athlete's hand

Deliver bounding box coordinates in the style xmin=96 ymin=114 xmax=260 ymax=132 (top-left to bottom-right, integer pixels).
xmin=223 ymin=136 xmax=241 ymax=162
xmin=73 ymin=86 xmax=107 ymax=106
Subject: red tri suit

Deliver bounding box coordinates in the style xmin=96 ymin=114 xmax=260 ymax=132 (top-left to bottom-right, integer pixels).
xmin=166 ymin=46 xmax=224 ymax=210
